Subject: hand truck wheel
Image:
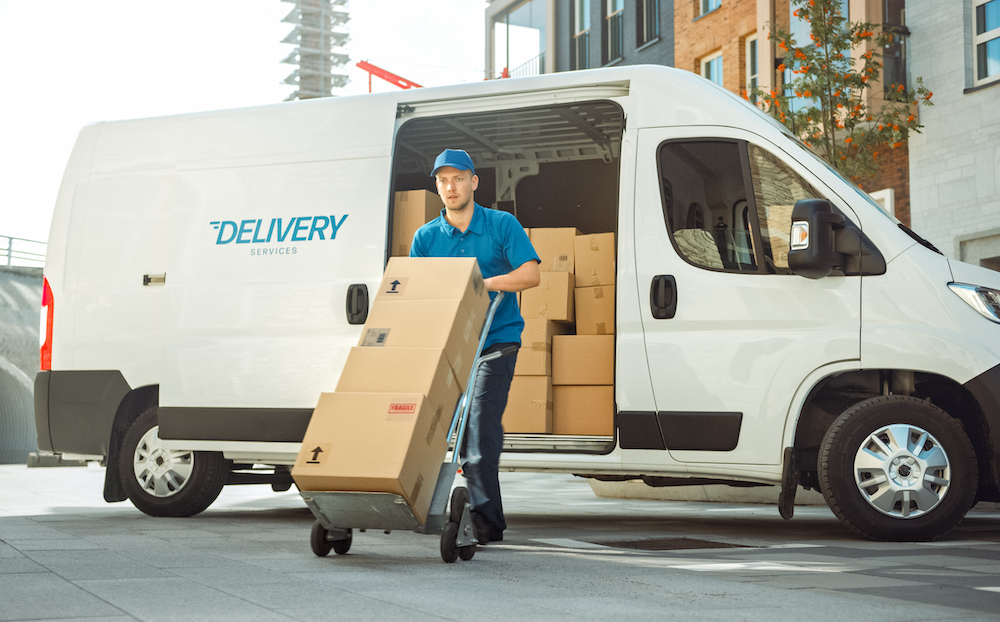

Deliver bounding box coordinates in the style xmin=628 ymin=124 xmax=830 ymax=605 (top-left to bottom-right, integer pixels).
xmin=440 ymin=521 xmax=460 ymax=563
xmin=310 ymin=520 xmax=333 ymax=557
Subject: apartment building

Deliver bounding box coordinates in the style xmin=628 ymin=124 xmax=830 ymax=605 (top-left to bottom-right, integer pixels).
xmin=485 ymin=1 xmax=997 ymax=239
xmin=906 ymin=0 xmax=1000 ymax=266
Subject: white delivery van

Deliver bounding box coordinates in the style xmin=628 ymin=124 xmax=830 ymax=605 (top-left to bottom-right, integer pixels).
xmin=36 ymin=65 xmax=1000 ymax=541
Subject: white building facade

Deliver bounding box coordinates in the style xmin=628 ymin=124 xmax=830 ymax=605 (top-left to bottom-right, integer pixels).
xmin=907 ymin=0 xmax=1000 ymax=268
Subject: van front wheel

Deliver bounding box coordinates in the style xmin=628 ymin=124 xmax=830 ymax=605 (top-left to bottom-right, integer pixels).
xmin=119 ymin=406 xmax=229 ymax=517
xmin=819 ymin=396 xmax=977 ymax=541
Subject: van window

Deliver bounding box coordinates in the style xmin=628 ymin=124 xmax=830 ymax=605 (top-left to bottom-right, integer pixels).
xmin=657 ymin=141 xmax=758 ymax=272
xmin=746 ymin=144 xmax=821 ymax=273
xmin=658 ymin=139 xmax=825 ymax=275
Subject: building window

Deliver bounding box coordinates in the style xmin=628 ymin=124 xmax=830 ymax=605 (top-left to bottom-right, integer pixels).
xmin=702 ymin=52 xmax=723 ymax=86
xmin=745 ymin=34 xmax=758 ymax=99
xmin=637 ymin=0 xmax=660 ymax=46
xmin=974 ymin=0 xmax=1000 ymax=86
xmin=573 ymin=0 xmax=591 ymax=70
xmin=603 ymin=0 xmax=624 ymax=64
xmin=883 ymin=0 xmax=909 ymax=95
xmin=700 ymin=0 xmax=722 ymax=16
xmin=493 ymin=0 xmax=547 ymax=79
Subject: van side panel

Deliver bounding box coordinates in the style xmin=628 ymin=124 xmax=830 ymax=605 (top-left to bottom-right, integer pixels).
xmin=159 ymin=97 xmax=398 ymax=431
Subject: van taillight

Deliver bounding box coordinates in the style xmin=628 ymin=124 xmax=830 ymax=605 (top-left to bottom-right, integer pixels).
xmin=40 ymin=276 xmax=53 ymax=371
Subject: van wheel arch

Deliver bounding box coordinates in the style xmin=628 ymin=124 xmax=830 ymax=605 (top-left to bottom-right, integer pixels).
xmin=791 ymin=370 xmax=997 ymax=503
xmin=104 ymin=385 xmax=160 ymax=503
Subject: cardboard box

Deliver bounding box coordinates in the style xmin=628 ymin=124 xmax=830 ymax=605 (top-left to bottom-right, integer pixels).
xmin=291 ymin=391 xmax=450 ymax=523
xmin=375 ymin=257 xmax=488 ymax=311
xmin=519 ymin=271 xmax=575 ymax=323
xmin=335 ymin=347 xmax=461 ymax=418
xmin=514 ymin=319 xmax=572 ymax=376
xmin=574 ymin=286 xmax=615 ymax=335
xmin=530 ymin=227 xmax=581 ymax=273
xmin=359 ymin=298 xmax=485 ymax=390
xmin=551 ymin=335 xmax=614 ymax=385
xmin=553 ymin=385 xmax=614 ymax=435
xmin=574 ymin=232 xmax=616 ymax=287
xmin=502 ymin=376 xmax=552 ymax=433
xmin=391 ymin=190 xmax=443 ymax=257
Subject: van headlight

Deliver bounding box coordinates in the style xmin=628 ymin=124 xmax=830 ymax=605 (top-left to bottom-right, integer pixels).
xmin=949 ymin=283 xmax=1000 ymax=324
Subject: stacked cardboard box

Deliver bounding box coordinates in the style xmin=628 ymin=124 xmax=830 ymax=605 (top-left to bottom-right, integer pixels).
xmin=391 ymin=190 xmax=443 ymax=257
xmin=502 ymin=228 xmax=617 ymax=436
xmin=292 ymin=257 xmax=488 ymax=523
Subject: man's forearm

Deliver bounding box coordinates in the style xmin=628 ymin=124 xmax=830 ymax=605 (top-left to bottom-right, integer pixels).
xmin=483 ymin=261 xmax=541 ymax=292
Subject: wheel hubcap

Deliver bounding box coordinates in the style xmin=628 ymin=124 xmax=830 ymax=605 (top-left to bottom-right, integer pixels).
xmin=133 ymin=425 xmax=194 ymax=498
xmin=854 ymin=423 xmax=951 ymax=518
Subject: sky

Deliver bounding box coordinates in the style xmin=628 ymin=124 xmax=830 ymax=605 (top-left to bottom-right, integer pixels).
xmin=0 ymin=0 xmax=488 ymax=249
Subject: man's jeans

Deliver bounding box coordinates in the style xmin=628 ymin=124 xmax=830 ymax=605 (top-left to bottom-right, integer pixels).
xmin=461 ymin=342 xmax=518 ymax=532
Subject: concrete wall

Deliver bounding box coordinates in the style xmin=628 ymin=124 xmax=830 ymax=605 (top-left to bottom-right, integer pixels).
xmin=0 ymin=266 xmax=42 ymax=463
xmin=906 ymin=0 xmax=1000 ymax=263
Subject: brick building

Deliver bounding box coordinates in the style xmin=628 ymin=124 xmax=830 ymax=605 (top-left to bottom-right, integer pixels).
xmin=483 ymin=1 xmax=993 ymax=235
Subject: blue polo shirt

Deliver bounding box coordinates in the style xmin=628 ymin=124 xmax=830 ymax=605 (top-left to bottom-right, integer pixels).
xmin=410 ymin=203 xmax=539 ymax=348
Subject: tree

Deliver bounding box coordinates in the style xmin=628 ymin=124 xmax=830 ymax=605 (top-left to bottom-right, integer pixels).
xmin=747 ymin=0 xmax=933 ymax=184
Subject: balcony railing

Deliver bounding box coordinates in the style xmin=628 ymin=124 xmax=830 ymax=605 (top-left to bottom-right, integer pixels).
xmin=1 ymin=235 xmax=46 ymax=268
xmin=510 ymin=52 xmax=546 ymax=78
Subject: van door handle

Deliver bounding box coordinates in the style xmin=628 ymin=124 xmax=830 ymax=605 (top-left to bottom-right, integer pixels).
xmin=346 ymin=284 xmax=369 ymax=325
xmin=650 ymin=275 xmax=677 ymax=319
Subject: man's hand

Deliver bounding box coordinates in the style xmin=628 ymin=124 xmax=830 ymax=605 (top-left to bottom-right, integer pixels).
xmin=483 ymin=260 xmax=541 ymax=292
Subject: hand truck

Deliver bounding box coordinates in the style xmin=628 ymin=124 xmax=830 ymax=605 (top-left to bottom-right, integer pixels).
xmin=302 ymin=291 xmax=510 ymax=563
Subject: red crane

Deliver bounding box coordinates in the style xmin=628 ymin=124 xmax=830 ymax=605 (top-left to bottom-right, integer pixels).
xmin=356 ymin=60 xmax=423 ymax=92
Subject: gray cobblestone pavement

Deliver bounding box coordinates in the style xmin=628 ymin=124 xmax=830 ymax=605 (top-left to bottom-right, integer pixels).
xmin=3 ymin=463 xmax=1000 ymax=621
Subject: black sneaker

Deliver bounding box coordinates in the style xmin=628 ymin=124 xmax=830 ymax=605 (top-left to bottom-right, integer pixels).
xmin=470 ymin=512 xmax=504 ymax=545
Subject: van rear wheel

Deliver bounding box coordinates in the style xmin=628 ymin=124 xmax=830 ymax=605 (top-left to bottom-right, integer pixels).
xmin=119 ymin=406 xmax=229 ymax=517
xmin=818 ymin=396 xmax=977 ymax=541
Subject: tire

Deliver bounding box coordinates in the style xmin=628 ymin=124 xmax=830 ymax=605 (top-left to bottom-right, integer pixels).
xmin=450 ymin=486 xmax=470 ymax=524
xmin=119 ymin=406 xmax=229 ymax=517
xmin=819 ymin=396 xmax=978 ymax=541
xmin=441 ymin=522 xmax=460 ymax=563
xmin=332 ymin=528 xmax=353 ymax=555
xmin=458 ymin=544 xmax=476 ymax=561
xmin=310 ymin=520 xmax=333 ymax=557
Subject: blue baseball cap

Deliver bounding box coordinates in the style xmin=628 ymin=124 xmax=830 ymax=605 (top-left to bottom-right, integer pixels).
xmin=431 ymin=149 xmax=475 ymax=176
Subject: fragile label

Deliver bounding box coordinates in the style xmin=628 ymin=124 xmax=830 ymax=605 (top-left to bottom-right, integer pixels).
xmin=388 ymin=401 xmax=418 ymax=420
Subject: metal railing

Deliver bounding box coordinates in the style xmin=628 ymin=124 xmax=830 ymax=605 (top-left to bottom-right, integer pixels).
xmin=1 ymin=235 xmax=46 ymax=268
xmin=510 ymin=52 xmax=546 ymax=78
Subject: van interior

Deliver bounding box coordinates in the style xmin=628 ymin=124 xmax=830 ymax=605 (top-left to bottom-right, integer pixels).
xmin=389 ymin=100 xmax=625 ymax=453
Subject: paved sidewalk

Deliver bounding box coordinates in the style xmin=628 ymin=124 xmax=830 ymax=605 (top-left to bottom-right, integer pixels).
xmin=3 ymin=463 xmax=1000 ymax=621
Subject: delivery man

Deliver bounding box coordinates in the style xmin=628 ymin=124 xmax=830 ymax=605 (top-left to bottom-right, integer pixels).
xmin=410 ymin=148 xmax=540 ymax=544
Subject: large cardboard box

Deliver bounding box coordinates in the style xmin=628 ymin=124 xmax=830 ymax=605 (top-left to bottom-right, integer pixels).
xmin=551 ymin=335 xmax=614 ymax=385
xmin=553 ymin=385 xmax=614 ymax=435
xmin=574 ymin=232 xmax=616 ymax=287
xmin=574 ymin=286 xmax=615 ymax=335
xmin=514 ymin=319 xmax=572 ymax=376
xmin=391 ymin=190 xmax=443 ymax=257
xmin=502 ymin=376 xmax=552 ymax=433
xmin=519 ymin=271 xmax=574 ymax=323
xmin=530 ymin=227 xmax=581 ymax=273
xmin=335 ymin=347 xmax=461 ymax=420
xmin=291 ymin=391 xmax=450 ymax=523
xmin=375 ymin=257 xmax=488 ymax=311
xmin=359 ymin=298 xmax=485 ymax=390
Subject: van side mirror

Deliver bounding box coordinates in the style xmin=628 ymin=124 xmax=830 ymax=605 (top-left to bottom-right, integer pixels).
xmin=787 ymin=199 xmax=845 ymax=279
